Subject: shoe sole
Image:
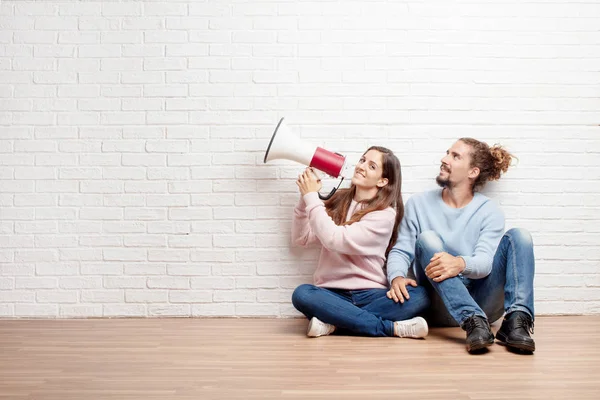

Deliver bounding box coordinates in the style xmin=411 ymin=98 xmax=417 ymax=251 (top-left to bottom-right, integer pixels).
xmin=495 ymin=332 xmax=535 ymax=352
xmin=467 ymin=337 xmax=495 ymax=353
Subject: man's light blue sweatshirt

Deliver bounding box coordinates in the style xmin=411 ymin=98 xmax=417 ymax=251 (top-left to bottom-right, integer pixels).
xmin=386 ymin=188 xmax=505 ymax=282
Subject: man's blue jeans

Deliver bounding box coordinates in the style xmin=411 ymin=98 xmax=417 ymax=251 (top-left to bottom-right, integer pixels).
xmin=414 ymin=228 xmax=535 ymax=327
xmin=292 ymin=284 xmax=430 ymax=337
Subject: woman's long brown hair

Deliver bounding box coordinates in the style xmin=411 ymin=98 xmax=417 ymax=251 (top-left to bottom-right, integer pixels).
xmin=324 ymin=146 xmax=403 ymax=256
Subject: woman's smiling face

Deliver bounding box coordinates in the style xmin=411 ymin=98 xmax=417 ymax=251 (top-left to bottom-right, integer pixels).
xmin=351 ymin=149 xmax=387 ymax=189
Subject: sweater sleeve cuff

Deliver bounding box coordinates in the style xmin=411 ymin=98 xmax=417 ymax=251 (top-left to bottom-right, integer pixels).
xmin=387 ymin=271 xmax=406 ymax=283
xmin=460 ymin=256 xmax=473 ymax=276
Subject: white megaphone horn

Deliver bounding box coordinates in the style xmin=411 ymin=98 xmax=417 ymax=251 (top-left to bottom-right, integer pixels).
xmin=264 ymin=117 xmax=352 ymax=200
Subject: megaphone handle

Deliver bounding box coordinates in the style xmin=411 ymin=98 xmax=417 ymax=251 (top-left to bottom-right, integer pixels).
xmin=318 ymin=177 xmax=345 ymax=201
xmin=318 ymin=187 xmax=337 ymax=201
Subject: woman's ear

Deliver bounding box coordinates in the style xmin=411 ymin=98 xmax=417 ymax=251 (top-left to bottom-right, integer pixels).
xmin=377 ymin=178 xmax=389 ymax=188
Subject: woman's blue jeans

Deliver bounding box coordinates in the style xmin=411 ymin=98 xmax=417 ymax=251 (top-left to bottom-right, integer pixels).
xmin=414 ymin=228 xmax=535 ymax=327
xmin=292 ymin=284 xmax=430 ymax=337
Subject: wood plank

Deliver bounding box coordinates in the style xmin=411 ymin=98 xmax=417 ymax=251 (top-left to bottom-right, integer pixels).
xmin=0 ymin=316 xmax=598 ymax=399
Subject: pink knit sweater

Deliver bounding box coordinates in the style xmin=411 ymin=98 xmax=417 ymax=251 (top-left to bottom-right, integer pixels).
xmin=291 ymin=192 xmax=396 ymax=290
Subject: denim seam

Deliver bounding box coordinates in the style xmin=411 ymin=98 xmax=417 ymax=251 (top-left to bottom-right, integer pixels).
xmin=506 ymin=232 xmax=519 ymax=314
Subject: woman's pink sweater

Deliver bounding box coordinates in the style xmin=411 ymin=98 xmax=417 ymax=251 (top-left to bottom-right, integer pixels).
xmin=291 ymin=192 xmax=396 ymax=290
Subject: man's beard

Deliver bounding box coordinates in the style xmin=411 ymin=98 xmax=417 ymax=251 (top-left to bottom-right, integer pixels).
xmin=436 ymin=174 xmax=451 ymax=188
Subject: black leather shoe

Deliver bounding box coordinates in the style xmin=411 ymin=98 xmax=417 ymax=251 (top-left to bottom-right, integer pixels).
xmin=495 ymin=311 xmax=535 ymax=353
xmin=462 ymin=315 xmax=495 ymax=353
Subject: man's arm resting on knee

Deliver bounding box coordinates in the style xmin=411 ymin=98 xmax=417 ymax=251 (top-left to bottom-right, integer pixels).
xmin=386 ymin=198 xmax=419 ymax=302
xmin=458 ymin=202 xmax=505 ymax=279
xmin=386 ymin=198 xmax=419 ymax=283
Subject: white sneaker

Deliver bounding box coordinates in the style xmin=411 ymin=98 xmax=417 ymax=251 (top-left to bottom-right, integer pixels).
xmin=307 ymin=317 xmax=336 ymax=338
xmin=394 ymin=316 xmax=429 ymax=338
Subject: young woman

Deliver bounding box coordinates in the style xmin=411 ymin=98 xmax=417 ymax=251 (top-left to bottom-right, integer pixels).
xmin=291 ymin=146 xmax=431 ymax=338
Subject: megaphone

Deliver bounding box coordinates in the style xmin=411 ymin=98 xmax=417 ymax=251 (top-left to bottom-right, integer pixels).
xmin=264 ymin=117 xmax=353 ymax=200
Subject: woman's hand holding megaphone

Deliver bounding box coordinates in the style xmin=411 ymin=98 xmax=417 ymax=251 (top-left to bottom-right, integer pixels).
xmin=296 ymin=167 xmax=323 ymax=196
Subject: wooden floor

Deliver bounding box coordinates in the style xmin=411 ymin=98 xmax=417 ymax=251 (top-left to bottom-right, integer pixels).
xmin=0 ymin=316 xmax=598 ymax=399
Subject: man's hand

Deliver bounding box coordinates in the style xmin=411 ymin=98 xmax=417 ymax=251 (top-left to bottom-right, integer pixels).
xmin=296 ymin=167 xmax=322 ymax=196
xmin=387 ymin=277 xmax=418 ymax=304
xmin=425 ymin=252 xmax=465 ymax=283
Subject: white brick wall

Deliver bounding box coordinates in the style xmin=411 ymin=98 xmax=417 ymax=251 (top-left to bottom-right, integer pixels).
xmin=1 ymin=0 xmax=599 ymax=318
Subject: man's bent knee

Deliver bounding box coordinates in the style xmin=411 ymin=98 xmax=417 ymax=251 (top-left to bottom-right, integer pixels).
xmin=416 ymin=231 xmax=444 ymax=253
xmin=505 ymin=228 xmax=533 ymax=247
